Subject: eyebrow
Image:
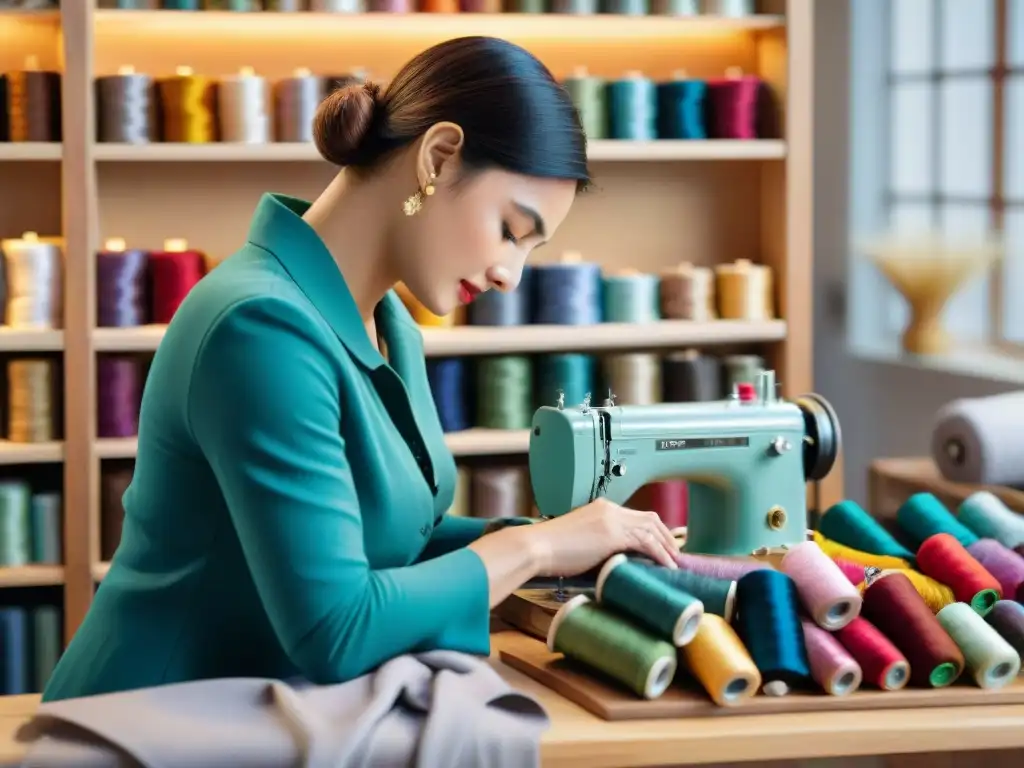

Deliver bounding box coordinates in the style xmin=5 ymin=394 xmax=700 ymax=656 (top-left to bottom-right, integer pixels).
xmin=513 ymin=202 xmax=546 ymax=239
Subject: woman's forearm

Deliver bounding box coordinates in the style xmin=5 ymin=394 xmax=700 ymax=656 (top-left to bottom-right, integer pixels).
xmin=467 ymin=524 xmax=546 ymax=608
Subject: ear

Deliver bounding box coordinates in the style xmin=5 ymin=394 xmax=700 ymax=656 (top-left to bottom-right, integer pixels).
xmin=416 ymin=122 xmax=464 ymax=187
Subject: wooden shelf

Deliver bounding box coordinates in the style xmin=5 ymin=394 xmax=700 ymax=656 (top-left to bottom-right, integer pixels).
xmin=94 ymin=320 xmax=786 ymax=355
xmin=0 ymin=565 xmax=64 ymax=588
xmin=0 ymin=328 xmax=63 ymax=351
xmin=97 ymin=429 xmax=529 ymax=460
xmin=0 ymin=441 xmax=62 ymax=465
xmin=92 ymin=140 xmax=786 ymax=163
xmin=0 ymin=143 xmax=62 ymax=161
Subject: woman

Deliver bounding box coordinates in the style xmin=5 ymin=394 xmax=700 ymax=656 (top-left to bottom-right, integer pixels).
xmin=44 ymin=36 xmax=678 ymax=702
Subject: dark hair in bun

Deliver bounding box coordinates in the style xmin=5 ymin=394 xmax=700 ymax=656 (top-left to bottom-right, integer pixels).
xmin=311 ymin=36 xmax=589 ymax=189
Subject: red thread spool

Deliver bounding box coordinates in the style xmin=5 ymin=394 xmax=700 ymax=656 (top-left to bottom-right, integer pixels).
xmin=149 ymin=247 xmax=206 ymax=324
xmin=626 ymin=481 xmax=688 ymax=529
xmin=707 ymin=75 xmax=763 ymax=139
xmin=860 ymin=572 xmax=964 ymax=688
xmin=917 ymin=533 xmax=1002 ymax=616
xmin=833 ymin=616 xmax=909 ymax=691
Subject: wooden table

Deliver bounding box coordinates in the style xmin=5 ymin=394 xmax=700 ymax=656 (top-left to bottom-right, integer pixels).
xmin=3 ymin=629 xmax=1024 ymax=768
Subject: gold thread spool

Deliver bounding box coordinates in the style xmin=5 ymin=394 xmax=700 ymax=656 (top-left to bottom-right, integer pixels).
xmin=393 ymin=282 xmax=458 ymax=327
xmin=7 ymin=359 xmax=56 ymax=444
xmin=812 ymin=531 xmax=912 ymax=571
xmin=659 ymin=262 xmax=716 ymax=321
xmin=715 ymin=259 xmax=775 ymax=320
xmin=156 ymin=67 xmax=218 ymax=143
xmin=680 ymin=613 xmax=761 ymax=706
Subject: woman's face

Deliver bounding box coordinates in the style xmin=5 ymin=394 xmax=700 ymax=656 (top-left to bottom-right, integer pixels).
xmin=395 ymin=168 xmax=577 ymax=318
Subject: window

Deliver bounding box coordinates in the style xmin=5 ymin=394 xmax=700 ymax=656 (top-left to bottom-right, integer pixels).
xmin=883 ymin=0 xmax=1024 ymax=352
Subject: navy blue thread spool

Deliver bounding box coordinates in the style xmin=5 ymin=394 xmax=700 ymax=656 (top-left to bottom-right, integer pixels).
xmin=468 ymin=265 xmax=533 ymax=326
xmin=537 ymin=354 xmax=597 ymax=409
xmin=734 ymin=569 xmax=812 ymax=696
xmin=427 ymin=357 xmax=470 ymax=433
xmin=607 ymin=73 xmax=657 ymax=141
xmin=532 ymin=257 xmax=603 ymax=325
xmin=657 ymin=74 xmax=708 ymax=140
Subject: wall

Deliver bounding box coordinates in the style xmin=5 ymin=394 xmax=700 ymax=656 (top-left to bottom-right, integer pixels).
xmin=813 ymin=0 xmax=1020 ymax=506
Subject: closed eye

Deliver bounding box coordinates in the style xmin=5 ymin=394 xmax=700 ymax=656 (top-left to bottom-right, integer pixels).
xmin=502 ymin=222 xmax=519 ymax=245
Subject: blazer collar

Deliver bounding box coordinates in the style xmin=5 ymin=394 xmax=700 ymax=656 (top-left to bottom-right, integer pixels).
xmin=246 ymin=193 xmax=388 ymax=371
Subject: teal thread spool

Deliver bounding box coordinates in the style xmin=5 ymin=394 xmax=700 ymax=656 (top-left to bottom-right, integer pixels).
xmin=30 ymin=492 xmax=62 ymax=565
xmin=937 ymin=601 xmax=1021 ymax=689
xmin=959 ymin=491 xmax=1024 ymax=550
xmin=547 ymin=594 xmax=678 ymax=699
xmin=630 ymin=558 xmax=736 ymax=621
xmin=601 ymin=272 xmax=661 ymax=323
xmin=607 ymin=73 xmax=657 ymax=141
xmin=536 ymin=354 xmax=596 ymax=410
xmin=0 ymin=480 xmax=32 ymax=566
xmin=819 ymin=500 xmax=915 ymax=562
xmin=476 ymin=356 xmax=533 ymax=430
xmin=563 ymin=69 xmax=608 ymax=140
xmin=596 ymin=554 xmax=704 ymax=646
xmin=896 ymin=492 xmax=979 ymax=549
xmin=32 ymin=606 xmax=62 ymax=692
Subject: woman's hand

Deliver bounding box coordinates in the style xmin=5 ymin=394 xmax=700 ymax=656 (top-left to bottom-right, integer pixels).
xmin=525 ymin=499 xmax=679 ymax=578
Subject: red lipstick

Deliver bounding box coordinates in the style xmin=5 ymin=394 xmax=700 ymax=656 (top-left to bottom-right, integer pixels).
xmin=458 ymin=280 xmax=480 ymax=304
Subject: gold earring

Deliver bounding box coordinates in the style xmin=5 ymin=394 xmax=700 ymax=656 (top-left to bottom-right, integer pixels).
xmin=403 ymin=172 xmax=437 ymax=216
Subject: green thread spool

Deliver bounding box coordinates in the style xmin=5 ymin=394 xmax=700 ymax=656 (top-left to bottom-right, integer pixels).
xmin=937 ymin=601 xmax=1021 ymax=689
xmin=896 ymin=492 xmax=979 ymax=549
xmin=548 ymin=594 xmax=677 ymax=699
xmin=536 ymin=354 xmax=596 ymax=410
xmin=0 ymin=480 xmax=31 ymax=566
xmin=563 ymin=69 xmax=608 ymax=140
xmin=819 ymin=500 xmax=915 ymax=562
xmin=30 ymin=492 xmax=62 ymax=564
xmin=602 ymin=273 xmax=661 ymax=323
xmin=476 ymin=356 xmax=533 ymax=430
xmin=507 ymin=0 xmax=547 ymax=11
xmin=32 ymin=606 xmax=62 ymax=692
xmin=630 ymin=558 xmax=736 ymax=622
xmin=596 ymin=554 xmax=704 ymax=646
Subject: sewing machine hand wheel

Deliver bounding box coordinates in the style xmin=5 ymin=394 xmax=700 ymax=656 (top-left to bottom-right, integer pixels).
xmin=794 ymin=393 xmax=841 ymax=481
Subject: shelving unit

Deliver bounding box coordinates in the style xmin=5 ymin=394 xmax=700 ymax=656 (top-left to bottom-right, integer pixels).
xmin=0 ymin=0 xmax=837 ymax=644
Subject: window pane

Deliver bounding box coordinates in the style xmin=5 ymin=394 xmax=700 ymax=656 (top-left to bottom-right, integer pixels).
xmin=940 ymin=78 xmax=992 ymax=198
xmin=1006 ymin=75 xmax=1024 ymax=202
xmin=891 ymin=0 xmax=934 ymax=75
xmin=1002 ymin=209 xmax=1024 ymax=343
xmin=890 ymin=83 xmax=934 ymax=195
xmin=941 ymin=203 xmax=993 ymax=343
xmin=941 ymin=0 xmax=995 ymax=70
xmin=1010 ymin=0 xmax=1024 ymax=67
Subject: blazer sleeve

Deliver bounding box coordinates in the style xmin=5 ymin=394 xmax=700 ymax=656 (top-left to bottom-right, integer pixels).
xmin=188 ymin=296 xmax=491 ymax=684
xmin=418 ymin=515 xmax=537 ymax=562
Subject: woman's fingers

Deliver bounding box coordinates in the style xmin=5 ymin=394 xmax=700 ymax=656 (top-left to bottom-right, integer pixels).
xmin=650 ymin=513 xmax=679 ymax=556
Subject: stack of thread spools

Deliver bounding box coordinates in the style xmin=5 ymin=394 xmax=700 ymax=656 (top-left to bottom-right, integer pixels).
xmin=108 ymin=0 xmax=759 ymax=15
xmin=551 ymin=491 xmax=1024 ymax=706
xmin=0 ymin=482 xmax=62 ymax=569
xmin=0 ymin=58 xmax=62 ymax=144
xmin=0 ymin=602 xmax=62 ymax=695
xmin=0 ymin=232 xmax=63 ymax=329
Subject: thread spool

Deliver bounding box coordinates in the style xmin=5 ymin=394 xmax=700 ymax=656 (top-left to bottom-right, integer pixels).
xmin=675 ymin=552 xmax=767 ymax=580
xmin=958 ymin=491 xmax=1024 ymax=550
xmin=0 ymin=608 xmax=28 ymax=694
xmin=8 ymin=359 xmax=55 ymax=443
xmin=812 ymin=531 xmax=912 ymax=571
xmin=156 ymin=68 xmax=217 ymax=143
xmin=471 ymin=466 xmax=530 ymax=519
xmin=426 ymin=358 xmax=469 ymax=434
xmin=833 ymin=557 xmax=868 ymax=585
xmin=627 ymin=481 xmax=689 ymax=529
xmin=734 ymin=570 xmax=811 ymax=696
xmin=264 ymin=0 xmax=306 ymax=8
xmin=656 ymin=73 xmax=708 ymax=139
xmin=33 ymin=605 xmax=61 ymax=692
xmin=868 ymin=568 xmax=955 ymax=614
xmin=468 ymin=266 xmax=533 ymax=326
xmin=680 ymin=613 xmax=760 ymax=706
xmin=532 ymin=258 xmax=602 ymax=325
xmin=30 ymin=492 xmax=61 ymax=565
xmin=0 ymin=481 xmax=31 ymax=566
xmin=476 ymin=356 xmax=532 ymax=430
xmin=630 ymin=559 xmax=736 ymax=620
xmin=309 ymin=0 xmax=364 ymax=9
xmin=161 ymin=0 xmax=201 ymax=7
xmin=218 ymin=66 xmax=270 ymax=144
xmin=607 ymin=72 xmax=657 ymax=141
xmin=366 ymin=0 xmax=414 ymax=9
xmin=602 ymin=271 xmax=660 ymax=323
xmin=97 ymin=356 xmax=143 ymax=438
xmin=918 ymin=533 xmax=1002 ymax=615
xmin=707 ymin=71 xmax=763 ymax=139
xmin=986 ymin=601 xmax=1024 ymax=659
xmin=1 ymin=233 xmax=62 ymax=329
xmin=800 ymin=620 xmax=863 ymax=696
xmin=862 ymin=572 xmax=964 ymax=688
xmin=547 ymin=594 xmax=677 ymax=700
xmin=779 ymin=541 xmax=862 ymax=630
xmin=937 ymin=602 xmax=1021 ymax=689
xmin=602 ymin=0 xmax=649 ymax=14
xmin=96 ymin=240 xmax=149 ymax=327
xmin=149 ymin=241 xmax=206 ymax=324
xmin=96 ymin=69 xmax=155 ymax=144
xmin=659 ymin=263 xmax=716 ymax=321
xmin=651 ymin=0 xmax=699 ymax=14
xmin=662 ymin=350 xmax=721 ymax=402
xmin=722 ymin=354 xmax=763 ymax=396
xmin=550 ymin=0 xmax=599 ymax=12
xmin=965 ymin=538 xmax=1024 ymax=600
xmin=834 ymin=616 xmax=910 ymax=691
xmin=603 ymin=353 xmax=661 ymax=405
xmin=702 ymin=0 xmax=754 ymax=15
xmin=419 ymin=0 xmax=458 ymax=10
xmin=273 ymin=68 xmax=321 ymax=143
xmin=596 ymin=554 xmax=703 ymax=647
xmin=4 ymin=65 xmax=61 ymax=142
xmin=101 ymin=466 xmax=133 ymax=562
xmin=562 ymin=68 xmax=607 ymax=140
xmin=896 ymin=492 xmax=979 ymax=548
xmin=460 ymin=0 xmax=502 ymax=11
xmin=715 ymin=260 xmax=774 ymax=320
xmin=931 ymin=393 xmax=1024 ymax=487
xmin=203 ymin=0 xmax=261 ymax=7
xmin=819 ymin=500 xmax=916 ymax=562
xmin=536 ymin=354 xmax=596 ymax=410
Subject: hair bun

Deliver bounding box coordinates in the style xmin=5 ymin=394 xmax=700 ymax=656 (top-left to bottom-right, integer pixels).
xmin=313 ymin=81 xmax=382 ymax=167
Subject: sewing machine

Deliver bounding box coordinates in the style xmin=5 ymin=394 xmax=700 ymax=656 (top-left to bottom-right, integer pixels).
xmin=528 ymin=370 xmax=841 ymax=557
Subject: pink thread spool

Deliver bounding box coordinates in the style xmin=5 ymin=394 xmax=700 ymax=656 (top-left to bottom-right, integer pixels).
xmin=707 ymin=71 xmax=764 ymax=139
xmin=966 ymin=538 xmax=1024 ymax=599
xmin=674 ymin=552 xmax=770 ymax=581
xmin=832 ymin=556 xmax=869 ymax=586
xmin=801 ymin=619 xmax=863 ymax=696
xmin=781 ymin=541 xmax=862 ymax=630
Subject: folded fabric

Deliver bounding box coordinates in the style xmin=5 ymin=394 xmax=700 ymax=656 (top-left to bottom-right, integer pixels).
xmin=18 ymin=651 xmax=549 ymax=768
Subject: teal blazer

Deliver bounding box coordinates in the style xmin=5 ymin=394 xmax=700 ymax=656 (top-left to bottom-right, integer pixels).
xmin=43 ymin=194 xmax=496 ymax=701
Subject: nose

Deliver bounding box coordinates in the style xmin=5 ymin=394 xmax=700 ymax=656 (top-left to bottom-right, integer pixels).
xmin=486 ymin=265 xmax=518 ymax=293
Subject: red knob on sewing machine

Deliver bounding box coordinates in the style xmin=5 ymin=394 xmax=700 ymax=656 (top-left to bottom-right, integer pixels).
xmin=737 ymin=382 xmax=756 ymax=402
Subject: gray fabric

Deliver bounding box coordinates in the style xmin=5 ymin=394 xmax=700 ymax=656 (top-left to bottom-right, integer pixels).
xmin=17 ymin=651 xmax=549 ymax=768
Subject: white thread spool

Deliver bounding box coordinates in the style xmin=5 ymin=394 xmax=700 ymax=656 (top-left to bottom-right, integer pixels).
xmin=1 ymin=232 xmax=63 ymax=329
xmin=218 ymin=66 xmax=270 ymax=144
